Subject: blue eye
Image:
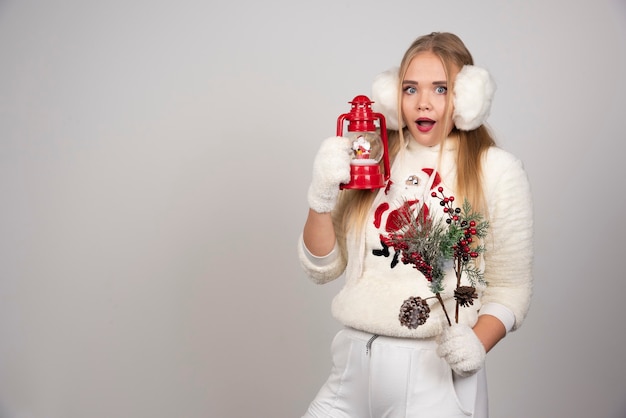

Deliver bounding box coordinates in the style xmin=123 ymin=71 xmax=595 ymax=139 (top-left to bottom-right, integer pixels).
xmin=403 ymin=86 xmax=417 ymax=94
xmin=435 ymin=86 xmax=447 ymax=94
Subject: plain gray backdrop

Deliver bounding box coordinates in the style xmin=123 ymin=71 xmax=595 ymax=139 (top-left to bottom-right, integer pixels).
xmin=1 ymin=0 xmax=625 ymax=417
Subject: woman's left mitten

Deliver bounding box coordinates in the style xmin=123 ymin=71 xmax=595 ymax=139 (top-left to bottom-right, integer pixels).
xmin=436 ymin=323 xmax=486 ymax=377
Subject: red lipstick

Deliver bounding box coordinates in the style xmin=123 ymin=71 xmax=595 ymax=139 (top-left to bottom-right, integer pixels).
xmin=416 ymin=118 xmax=435 ymax=133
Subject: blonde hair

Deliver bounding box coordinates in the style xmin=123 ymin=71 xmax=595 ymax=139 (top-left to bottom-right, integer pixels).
xmin=333 ymin=32 xmax=496 ymax=253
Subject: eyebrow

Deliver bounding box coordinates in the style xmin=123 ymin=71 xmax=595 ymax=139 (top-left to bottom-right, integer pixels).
xmin=402 ymin=80 xmax=448 ymax=85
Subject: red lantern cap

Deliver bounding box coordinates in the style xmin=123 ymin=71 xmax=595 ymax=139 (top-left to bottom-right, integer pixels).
xmin=346 ymin=95 xmax=377 ymax=132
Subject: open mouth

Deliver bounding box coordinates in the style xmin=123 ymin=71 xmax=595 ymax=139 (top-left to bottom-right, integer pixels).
xmin=415 ymin=118 xmax=435 ymax=133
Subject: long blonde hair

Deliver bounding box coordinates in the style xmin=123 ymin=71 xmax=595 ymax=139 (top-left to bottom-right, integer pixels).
xmin=333 ymin=32 xmax=496 ymax=252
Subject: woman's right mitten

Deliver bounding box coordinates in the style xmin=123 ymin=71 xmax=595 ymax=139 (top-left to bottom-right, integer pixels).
xmin=307 ymin=136 xmax=352 ymax=213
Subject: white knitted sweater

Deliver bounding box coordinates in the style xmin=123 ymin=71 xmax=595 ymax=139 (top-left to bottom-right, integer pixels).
xmin=299 ymin=137 xmax=533 ymax=338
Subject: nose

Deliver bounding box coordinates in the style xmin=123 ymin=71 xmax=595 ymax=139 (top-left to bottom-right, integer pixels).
xmin=417 ymin=92 xmax=431 ymax=111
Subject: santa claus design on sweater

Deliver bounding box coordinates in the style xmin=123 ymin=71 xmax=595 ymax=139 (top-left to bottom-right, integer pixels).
xmin=372 ymin=168 xmax=441 ymax=268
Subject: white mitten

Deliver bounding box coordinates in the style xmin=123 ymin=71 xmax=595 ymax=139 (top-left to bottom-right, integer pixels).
xmin=307 ymin=136 xmax=352 ymax=213
xmin=436 ymin=323 xmax=486 ymax=377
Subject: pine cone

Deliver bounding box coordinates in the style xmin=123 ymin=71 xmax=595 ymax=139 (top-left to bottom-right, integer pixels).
xmin=399 ymin=296 xmax=431 ymax=329
xmin=454 ymin=286 xmax=478 ymax=307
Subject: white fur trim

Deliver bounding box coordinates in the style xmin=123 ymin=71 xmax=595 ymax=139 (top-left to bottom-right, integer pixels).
xmin=371 ymin=67 xmax=404 ymax=130
xmin=453 ymin=65 xmax=496 ymax=130
xmin=297 ymin=233 xmax=346 ymax=285
xmin=301 ymin=236 xmax=340 ymax=267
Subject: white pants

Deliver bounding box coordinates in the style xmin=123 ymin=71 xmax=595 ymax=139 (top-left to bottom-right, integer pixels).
xmin=303 ymin=328 xmax=488 ymax=418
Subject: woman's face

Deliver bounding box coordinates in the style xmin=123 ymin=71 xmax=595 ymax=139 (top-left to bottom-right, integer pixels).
xmin=401 ymin=51 xmax=459 ymax=147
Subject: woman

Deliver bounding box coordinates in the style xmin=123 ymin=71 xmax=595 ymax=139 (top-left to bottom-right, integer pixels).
xmin=299 ymin=32 xmax=533 ymax=417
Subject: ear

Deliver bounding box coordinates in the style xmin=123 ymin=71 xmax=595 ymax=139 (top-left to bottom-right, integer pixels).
xmin=371 ymin=67 xmax=404 ymax=130
xmin=453 ymin=65 xmax=496 ymax=131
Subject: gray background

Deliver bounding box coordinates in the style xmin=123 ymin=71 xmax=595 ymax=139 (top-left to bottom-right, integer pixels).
xmin=1 ymin=0 xmax=625 ymax=417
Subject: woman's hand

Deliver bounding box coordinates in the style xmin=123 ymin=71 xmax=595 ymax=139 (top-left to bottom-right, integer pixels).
xmin=307 ymin=136 xmax=352 ymax=214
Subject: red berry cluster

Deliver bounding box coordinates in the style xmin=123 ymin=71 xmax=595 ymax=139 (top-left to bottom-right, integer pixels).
xmin=431 ymin=187 xmax=480 ymax=263
xmin=402 ymin=251 xmax=433 ymax=282
xmin=386 ymin=233 xmax=434 ymax=281
xmin=453 ymin=222 xmax=480 ymax=262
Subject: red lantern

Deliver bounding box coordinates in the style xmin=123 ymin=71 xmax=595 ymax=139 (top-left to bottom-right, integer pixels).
xmin=336 ymin=95 xmax=390 ymax=189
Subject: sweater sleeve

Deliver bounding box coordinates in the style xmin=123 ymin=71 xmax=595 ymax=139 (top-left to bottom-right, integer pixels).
xmin=297 ymin=234 xmax=347 ymax=284
xmin=481 ymin=150 xmax=534 ymax=331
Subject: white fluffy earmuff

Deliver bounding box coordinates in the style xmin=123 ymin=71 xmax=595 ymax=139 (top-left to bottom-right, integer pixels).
xmin=370 ymin=65 xmax=496 ymax=131
xmin=371 ymin=67 xmax=404 ymax=130
xmin=452 ymin=65 xmax=497 ymax=130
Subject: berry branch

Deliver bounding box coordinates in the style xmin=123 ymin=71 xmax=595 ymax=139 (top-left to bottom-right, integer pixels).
xmin=431 ymin=187 xmax=489 ymax=323
xmin=386 ymin=187 xmax=489 ymax=329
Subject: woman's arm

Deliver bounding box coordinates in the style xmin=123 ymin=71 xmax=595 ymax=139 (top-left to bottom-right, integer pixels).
xmin=303 ymin=209 xmax=336 ymax=257
xmin=298 ymin=210 xmax=346 ymax=284
xmin=481 ymin=149 xmax=534 ymax=332
xmin=472 ymin=314 xmax=506 ymax=352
